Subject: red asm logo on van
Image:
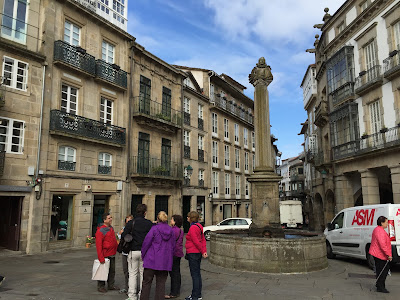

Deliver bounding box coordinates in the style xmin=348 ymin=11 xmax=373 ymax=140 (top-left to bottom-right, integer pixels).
xmin=352 ymin=209 xmax=376 ymax=226
xmin=397 ymin=209 xmax=400 ymax=216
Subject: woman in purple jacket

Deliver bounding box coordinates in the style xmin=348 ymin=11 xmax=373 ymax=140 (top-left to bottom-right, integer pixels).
xmin=140 ymin=211 xmax=175 ymax=300
xmin=165 ymin=215 xmax=184 ymax=299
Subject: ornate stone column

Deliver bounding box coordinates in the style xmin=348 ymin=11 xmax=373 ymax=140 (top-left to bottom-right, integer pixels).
xmin=248 ymin=58 xmax=283 ymax=237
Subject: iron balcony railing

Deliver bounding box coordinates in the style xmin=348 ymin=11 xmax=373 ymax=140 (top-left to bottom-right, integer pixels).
xmin=95 ymin=60 xmax=127 ymax=89
xmin=332 ymin=126 xmax=400 ymax=160
xmin=58 ymin=160 xmax=76 ymax=171
xmin=198 ymin=118 xmax=204 ymax=130
xmin=213 ymin=94 xmax=253 ymax=125
xmin=132 ymin=97 xmax=182 ymax=127
xmin=183 ymin=178 xmax=190 ymax=186
xmin=98 ymin=165 xmax=112 ymax=175
xmin=331 ymin=82 xmax=355 ymax=106
xmin=184 ymin=145 xmax=190 ymax=159
xmin=184 ymin=112 xmax=190 ymax=125
xmin=131 ymin=156 xmax=183 ymax=179
xmin=198 ymin=179 xmax=204 ymax=187
xmin=54 ymin=40 xmax=96 ymax=75
xmin=198 ymin=149 xmax=204 ymax=162
xmin=355 ymin=65 xmax=382 ymax=92
xmin=0 ymin=150 xmax=5 ymax=175
xmin=383 ymin=46 xmax=400 ymax=78
xmin=306 ymin=149 xmax=315 ymax=162
xmin=50 ymin=110 xmax=126 ymax=145
xmin=314 ymin=151 xmax=325 ymax=166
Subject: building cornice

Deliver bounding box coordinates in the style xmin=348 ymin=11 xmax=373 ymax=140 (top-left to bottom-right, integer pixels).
xmin=0 ymin=37 xmax=46 ymax=62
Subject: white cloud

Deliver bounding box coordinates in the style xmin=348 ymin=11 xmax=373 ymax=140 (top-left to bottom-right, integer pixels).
xmin=203 ymin=0 xmax=344 ymax=44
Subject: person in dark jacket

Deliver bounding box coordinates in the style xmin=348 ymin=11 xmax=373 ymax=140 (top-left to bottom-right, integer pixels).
xmin=95 ymin=213 xmax=119 ymax=293
xmin=165 ymin=215 xmax=184 ymax=299
xmin=140 ymin=211 xmax=175 ymax=300
xmin=122 ymin=204 xmax=153 ymax=300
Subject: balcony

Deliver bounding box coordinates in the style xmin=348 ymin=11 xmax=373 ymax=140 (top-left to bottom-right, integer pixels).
xmin=183 ymin=178 xmax=190 ymax=186
xmin=53 ymin=40 xmax=96 ymax=76
xmin=355 ymin=65 xmax=383 ymax=96
xmin=184 ymin=145 xmax=190 ymax=159
xmin=330 ymin=82 xmax=355 ymax=107
xmin=184 ymin=112 xmax=190 ymax=125
xmin=306 ymin=149 xmax=315 ymax=163
xmin=0 ymin=151 xmax=5 ymax=175
xmin=50 ymin=110 xmax=126 ymax=146
xmin=198 ymin=149 xmax=204 ymax=162
xmin=131 ymin=156 xmax=183 ymax=182
xmin=198 ymin=118 xmax=204 ymax=130
xmin=95 ymin=60 xmax=127 ymax=90
xmin=314 ymin=101 xmax=328 ymax=127
xmin=98 ymin=165 xmax=112 ymax=175
xmin=383 ymin=47 xmax=400 ymax=80
xmin=332 ymin=126 xmax=400 ymax=160
xmin=314 ymin=151 xmax=326 ymax=167
xmin=58 ymin=160 xmax=76 ymax=171
xmin=213 ymin=94 xmax=253 ymax=125
xmin=132 ymin=97 xmax=182 ymax=133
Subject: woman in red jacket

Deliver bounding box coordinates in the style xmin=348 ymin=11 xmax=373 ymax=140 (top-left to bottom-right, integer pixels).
xmin=369 ymin=216 xmax=392 ymax=293
xmin=184 ymin=211 xmax=207 ymax=300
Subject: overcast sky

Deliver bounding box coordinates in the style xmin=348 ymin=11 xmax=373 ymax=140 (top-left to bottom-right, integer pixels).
xmin=128 ymin=0 xmax=345 ymax=160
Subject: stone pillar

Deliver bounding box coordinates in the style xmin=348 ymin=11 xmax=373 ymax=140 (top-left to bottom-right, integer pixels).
xmin=389 ymin=165 xmax=400 ymax=204
xmin=248 ymin=58 xmax=283 ymax=237
xmin=334 ymin=174 xmax=353 ymax=211
xmin=360 ymin=169 xmax=380 ymax=205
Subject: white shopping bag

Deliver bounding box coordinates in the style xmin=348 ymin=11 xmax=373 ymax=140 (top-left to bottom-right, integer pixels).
xmin=92 ymin=258 xmax=110 ymax=281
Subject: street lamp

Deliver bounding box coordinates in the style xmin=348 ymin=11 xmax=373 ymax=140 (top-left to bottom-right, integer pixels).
xmin=185 ymin=165 xmax=193 ymax=178
xmin=208 ymin=192 xmax=213 ymax=202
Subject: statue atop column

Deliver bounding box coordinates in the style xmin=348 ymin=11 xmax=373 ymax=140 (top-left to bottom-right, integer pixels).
xmin=248 ymin=57 xmax=284 ymax=238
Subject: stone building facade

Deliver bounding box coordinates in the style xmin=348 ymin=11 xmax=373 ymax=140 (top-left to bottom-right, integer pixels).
xmin=301 ymin=0 xmax=400 ymax=231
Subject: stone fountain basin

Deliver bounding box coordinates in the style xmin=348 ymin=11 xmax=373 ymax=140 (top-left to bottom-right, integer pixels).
xmin=209 ymin=230 xmax=328 ymax=273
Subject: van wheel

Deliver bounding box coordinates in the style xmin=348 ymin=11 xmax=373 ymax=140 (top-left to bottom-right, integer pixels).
xmin=366 ymin=245 xmax=375 ymax=270
xmin=326 ymin=241 xmax=336 ymax=259
xmin=204 ymin=231 xmax=211 ymax=241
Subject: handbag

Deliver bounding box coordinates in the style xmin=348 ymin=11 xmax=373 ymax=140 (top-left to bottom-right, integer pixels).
xmin=117 ymin=220 xmax=135 ymax=253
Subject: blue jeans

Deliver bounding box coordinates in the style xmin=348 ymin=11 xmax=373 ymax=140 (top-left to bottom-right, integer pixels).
xmin=187 ymin=253 xmax=202 ymax=299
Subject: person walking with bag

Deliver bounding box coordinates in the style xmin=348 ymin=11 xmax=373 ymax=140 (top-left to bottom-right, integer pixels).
xmin=122 ymin=204 xmax=153 ymax=300
xmin=185 ymin=211 xmax=207 ymax=300
xmin=140 ymin=211 xmax=175 ymax=300
xmin=165 ymin=215 xmax=184 ymax=299
xmin=95 ymin=213 xmax=119 ymax=293
xmin=369 ymin=216 xmax=392 ymax=293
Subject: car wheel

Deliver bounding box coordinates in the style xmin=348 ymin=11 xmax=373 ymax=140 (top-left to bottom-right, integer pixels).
xmin=204 ymin=231 xmax=211 ymax=241
xmin=366 ymin=245 xmax=375 ymax=270
xmin=326 ymin=241 xmax=336 ymax=259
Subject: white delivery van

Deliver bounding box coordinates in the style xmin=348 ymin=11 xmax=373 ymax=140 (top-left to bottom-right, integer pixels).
xmin=324 ymin=204 xmax=400 ymax=268
xmin=280 ymin=200 xmax=303 ymax=228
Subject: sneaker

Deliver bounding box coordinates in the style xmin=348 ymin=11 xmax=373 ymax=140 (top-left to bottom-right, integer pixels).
xmin=98 ymin=287 xmax=107 ymax=293
xmin=119 ymin=288 xmax=128 ymax=294
xmin=185 ymin=296 xmax=202 ymax=300
xmin=0 ymin=276 xmax=5 ymax=286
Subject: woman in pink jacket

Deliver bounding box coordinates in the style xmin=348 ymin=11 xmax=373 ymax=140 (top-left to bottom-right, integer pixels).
xmin=369 ymin=216 xmax=392 ymax=293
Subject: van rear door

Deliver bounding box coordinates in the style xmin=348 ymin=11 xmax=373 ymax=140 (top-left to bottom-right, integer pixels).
xmin=394 ymin=206 xmax=400 ymax=256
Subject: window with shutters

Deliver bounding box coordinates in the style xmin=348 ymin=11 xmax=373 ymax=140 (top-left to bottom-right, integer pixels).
xmin=243 ymin=128 xmax=248 ymax=148
xmin=308 ymin=134 xmax=317 ymax=154
xmin=212 ymin=171 xmax=219 ymax=195
xmin=61 ymin=84 xmax=78 ymax=114
xmin=364 ymin=41 xmax=378 ymax=81
xmin=162 ymin=87 xmax=172 ymax=119
xmin=138 ymin=132 xmax=150 ymax=174
xmin=100 ymin=97 xmax=113 ymax=124
xmin=102 ymin=41 xmax=115 ymax=64
xmin=244 ymin=152 xmax=249 ymax=172
xmin=234 ymin=123 xmax=239 ymax=143
xmin=369 ymin=100 xmax=381 ymax=134
xmin=64 ymin=20 xmax=80 ymax=46
xmin=198 ymin=104 xmax=203 ymax=119
xmin=224 ymin=145 xmax=230 ymax=168
xmin=225 ymin=173 xmax=230 ymax=196
xmin=210 ymin=84 xmax=215 ymax=102
xmin=224 ymin=118 xmax=229 ymax=139
xmin=245 ymin=181 xmax=250 ymax=198
xmin=394 ymin=21 xmax=400 ymax=50
xmin=235 ymin=148 xmax=240 ymax=170
xmin=2 ymin=56 xmax=28 ymax=91
xmin=183 ymin=130 xmax=190 ymax=146
xmin=212 ymin=113 xmax=218 ymax=136
xmin=212 ymin=141 xmax=218 ymax=165
xmin=235 ymin=175 xmax=240 ymax=196
xmin=139 ymin=76 xmax=151 ymax=114
xmin=58 ymin=146 xmax=76 ymax=171
xmin=251 ymin=131 xmax=255 ymax=150
xmin=184 ymin=97 xmax=190 ymax=113
xmin=0 ymin=117 xmax=24 ymax=153
xmin=1 ymin=0 xmax=28 ymax=43
xmin=98 ymin=152 xmax=112 ymax=174
xmin=198 ymin=135 xmax=204 ymax=150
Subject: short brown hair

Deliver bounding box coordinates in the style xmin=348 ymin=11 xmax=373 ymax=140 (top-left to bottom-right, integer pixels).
xmin=157 ymin=211 xmax=168 ymax=223
xmin=187 ymin=211 xmax=199 ymax=223
xmin=136 ymin=204 xmax=147 ymax=215
xmin=172 ymin=215 xmax=183 ymax=228
xmin=125 ymin=214 xmax=133 ymax=223
xmin=102 ymin=213 xmax=111 ymax=221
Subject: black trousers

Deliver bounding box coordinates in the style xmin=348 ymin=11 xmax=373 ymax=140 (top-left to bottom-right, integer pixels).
xmin=140 ymin=268 xmax=168 ymax=300
xmin=169 ymin=256 xmax=181 ymax=296
xmin=374 ymin=256 xmax=389 ymax=290
xmin=97 ymin=256 xmax=116 ymax=289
